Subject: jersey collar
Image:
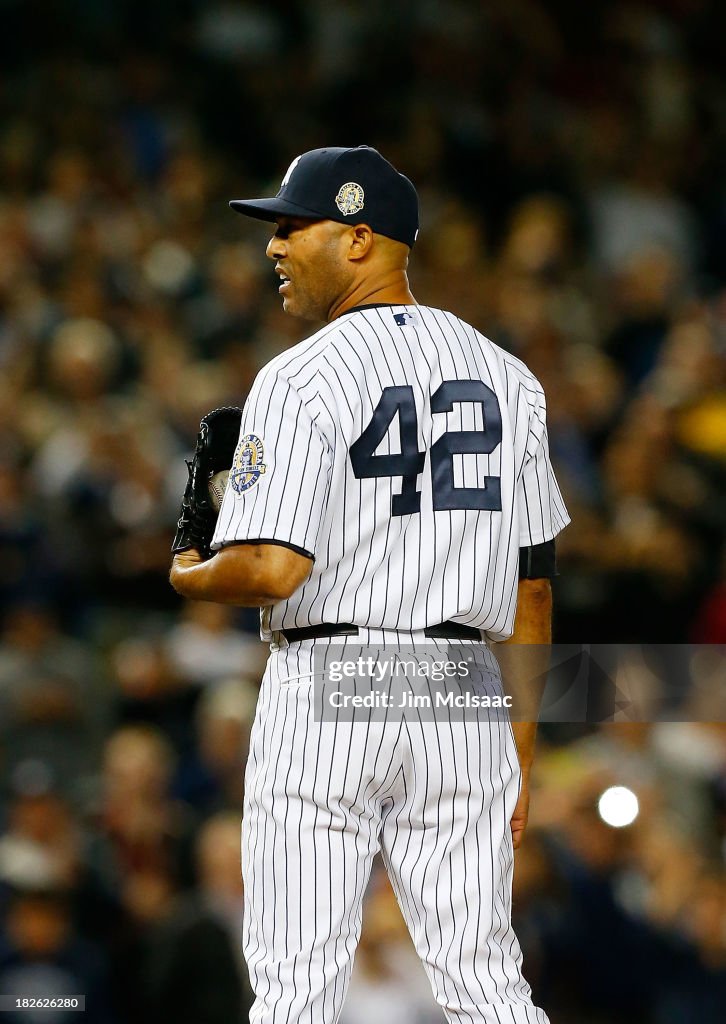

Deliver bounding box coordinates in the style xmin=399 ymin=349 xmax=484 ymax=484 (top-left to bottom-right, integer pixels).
xmin=343 ymin=303 xmax=404 ymax=315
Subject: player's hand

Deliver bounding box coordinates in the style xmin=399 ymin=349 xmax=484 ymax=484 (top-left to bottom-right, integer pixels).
xmin=510 ymin=770 xmax=531 ymax=850
xmin=172 ymin=547 xmax=205 ymax=568
xmin=169 ymin=547 xmax=205 ymax=595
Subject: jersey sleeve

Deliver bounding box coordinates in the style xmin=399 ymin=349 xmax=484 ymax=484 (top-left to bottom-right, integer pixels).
xmin=517 ymin=385 xmax=570 ymax=546
xmin=211 ymin=370 xmax=332 ymax=558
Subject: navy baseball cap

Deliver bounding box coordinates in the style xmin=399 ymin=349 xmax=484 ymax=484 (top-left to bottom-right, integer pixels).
xmin=230 ymin=146 xmax=419 ymax=248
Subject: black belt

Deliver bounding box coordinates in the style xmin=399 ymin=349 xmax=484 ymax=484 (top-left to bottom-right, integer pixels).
xmin=279 ymin=620 xmax=482 ymax=644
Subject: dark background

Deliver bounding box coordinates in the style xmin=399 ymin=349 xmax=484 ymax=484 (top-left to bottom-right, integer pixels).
xmin=0 ymin=2 xmax=724 ymax=1022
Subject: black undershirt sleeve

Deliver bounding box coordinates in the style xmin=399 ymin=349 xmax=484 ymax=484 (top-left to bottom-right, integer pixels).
xmin=519 ymin=539 xmax=557 ymax=579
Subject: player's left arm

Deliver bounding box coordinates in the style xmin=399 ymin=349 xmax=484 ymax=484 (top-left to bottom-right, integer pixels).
xmin=169 ymin=543 xmax=313 ymax=606
xmin=170 ymin=367 xmax=331 ymax=606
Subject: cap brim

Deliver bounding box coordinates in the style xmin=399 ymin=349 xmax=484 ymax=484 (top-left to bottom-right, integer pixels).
xmin=229 ymin=198 xmax=327 ymax=222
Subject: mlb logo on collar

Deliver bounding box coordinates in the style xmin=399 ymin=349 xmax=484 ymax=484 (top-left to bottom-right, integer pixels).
xmin=394 ymin=311 xmax=418 ymax=327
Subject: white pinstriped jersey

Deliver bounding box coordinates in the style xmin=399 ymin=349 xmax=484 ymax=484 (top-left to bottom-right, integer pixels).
xmin=212 ymin=304 xmax=569 ymax=641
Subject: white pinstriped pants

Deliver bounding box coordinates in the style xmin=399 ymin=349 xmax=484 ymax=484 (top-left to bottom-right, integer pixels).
xmin=242 ymin=635 xmax=550 ymax=1024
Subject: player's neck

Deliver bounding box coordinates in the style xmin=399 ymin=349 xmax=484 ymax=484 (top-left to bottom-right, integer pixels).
xmin=327 ymin=272 xmax=416 ymax=322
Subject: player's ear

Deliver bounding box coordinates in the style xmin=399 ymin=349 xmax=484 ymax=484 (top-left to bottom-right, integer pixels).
xmin=347 ymin=224 xmax=374 ymax=261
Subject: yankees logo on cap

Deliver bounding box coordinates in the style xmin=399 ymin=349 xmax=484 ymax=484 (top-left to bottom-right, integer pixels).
xmin=229 ymin=146 xmax=419 ymax=248
xmin=335 ymin=182 xmax=365 ymax=216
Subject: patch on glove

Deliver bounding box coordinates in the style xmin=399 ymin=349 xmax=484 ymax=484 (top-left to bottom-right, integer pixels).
xmin=230 ymin=434 xmax=267 ymax=494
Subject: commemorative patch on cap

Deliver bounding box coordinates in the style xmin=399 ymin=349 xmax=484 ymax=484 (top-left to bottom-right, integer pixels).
xmin=335 ymin=182 xmax=365 ymax=216
xmin=230 ymin=434 xmax=267 ymax=494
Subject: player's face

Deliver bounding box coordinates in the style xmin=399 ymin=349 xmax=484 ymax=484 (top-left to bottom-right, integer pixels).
xmin=266 ymin=217 xmax=352 ymax=322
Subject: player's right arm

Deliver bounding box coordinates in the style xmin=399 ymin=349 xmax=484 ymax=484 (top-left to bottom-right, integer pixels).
xmin=500 ymin=577 xmax=552 ymax=760
xmin=495 ymin=577 xmax=552 ymax=850
xmin=495 ymin=370 xmax=566 ymax=848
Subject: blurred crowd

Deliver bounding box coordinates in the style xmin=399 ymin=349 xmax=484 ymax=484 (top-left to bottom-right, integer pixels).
xmin=1 ymin=0 xmax=725 ymax=1021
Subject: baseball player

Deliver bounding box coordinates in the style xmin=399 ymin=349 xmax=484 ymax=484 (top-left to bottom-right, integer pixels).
xmin=170 ymin=146 xmax=569 ymax=1024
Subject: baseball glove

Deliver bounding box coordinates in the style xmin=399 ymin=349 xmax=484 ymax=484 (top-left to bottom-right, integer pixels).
xmin=172 ymin=406 xmax=242 ymax=559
